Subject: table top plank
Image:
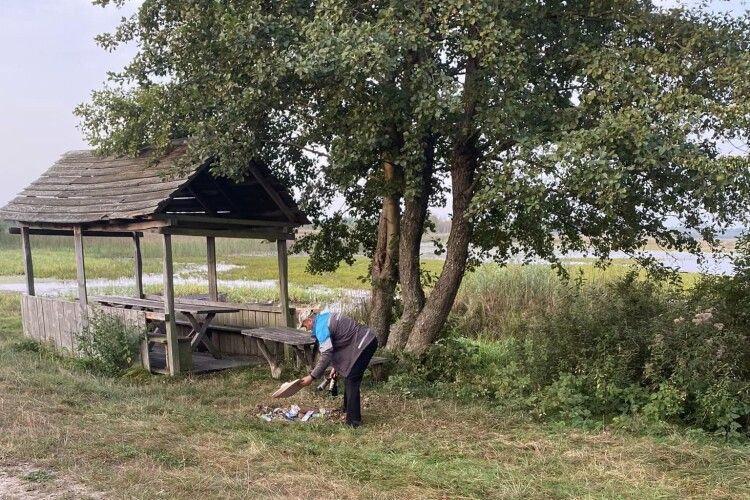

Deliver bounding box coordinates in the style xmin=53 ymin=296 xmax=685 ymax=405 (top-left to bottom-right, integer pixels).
xmin=91 ymin=295 xmax=240 ymax=315
xmin=241 ymin=327 xmax=315 ymax=346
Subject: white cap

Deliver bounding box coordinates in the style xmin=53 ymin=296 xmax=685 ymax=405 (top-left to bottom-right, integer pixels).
xmin=297 ymin=305 xmax=322 ymax=328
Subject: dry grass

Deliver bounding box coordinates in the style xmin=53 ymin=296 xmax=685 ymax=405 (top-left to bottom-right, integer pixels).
xmin=0 ymin=292 xmax=747 ymax=498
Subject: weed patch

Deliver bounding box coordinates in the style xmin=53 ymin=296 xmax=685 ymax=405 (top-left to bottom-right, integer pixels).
xmin=76 ymin=312 xmax=143 ymax=376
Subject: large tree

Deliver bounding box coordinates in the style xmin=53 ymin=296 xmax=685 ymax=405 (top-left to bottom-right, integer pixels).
xmin=80 ymin=0 xmax=750 ymax=352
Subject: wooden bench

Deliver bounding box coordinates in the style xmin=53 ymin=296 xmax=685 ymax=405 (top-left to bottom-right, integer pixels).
xmin=242 ymin=327 xmax=315 ymax=379
xmin=144 ymin=294 xmax=297 ymax=358
xmin=242 ymin=327 xmax=390 ymax=381
xmin=176 ymin=320 xmax=244 ymax=334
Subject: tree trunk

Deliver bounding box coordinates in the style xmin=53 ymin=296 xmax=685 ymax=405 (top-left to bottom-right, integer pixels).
xmin=368 ymin=159 xmax=400 ymax=345
xmin=404 ymin=53 xmax=479 ymax=353
xmin=404 ymin=146 xmax=476 ymax=352
xmin=387 ymin=138 xmax=434 ymax=351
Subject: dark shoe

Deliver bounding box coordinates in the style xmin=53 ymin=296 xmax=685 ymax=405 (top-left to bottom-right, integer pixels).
xmin=345 ymin=420 xmax=361 ymax=428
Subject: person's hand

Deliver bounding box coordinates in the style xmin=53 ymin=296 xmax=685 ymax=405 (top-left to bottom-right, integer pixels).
xmin=299 ymin=374 xmax=314 ymax=387
xmin=329 ymin=367 xmax=337 ymax=379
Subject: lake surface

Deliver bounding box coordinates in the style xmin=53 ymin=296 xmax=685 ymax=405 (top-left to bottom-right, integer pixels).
xmin=419 ymin=240 xmax=736 ymax=275
xmin=563 ymin=250 xmax=734 ymax=275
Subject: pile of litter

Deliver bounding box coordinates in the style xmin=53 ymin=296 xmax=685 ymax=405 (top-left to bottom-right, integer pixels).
xmin=256 ymin=404 xmax=344 ymax=423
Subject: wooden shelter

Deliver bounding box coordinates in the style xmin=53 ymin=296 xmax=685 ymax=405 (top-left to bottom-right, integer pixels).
xmin=0 ymin=144 xmax=308 ymax=375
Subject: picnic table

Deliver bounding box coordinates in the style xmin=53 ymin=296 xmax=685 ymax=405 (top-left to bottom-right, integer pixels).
xmin=91 ymin=295 xmax=239 ymax=359
xmin=242 ymin=327 xmax=315 ymax=379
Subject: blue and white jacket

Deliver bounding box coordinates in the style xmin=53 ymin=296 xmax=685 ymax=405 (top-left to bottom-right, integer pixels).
xmin=309 ymin=312 xmax=376 ymax=378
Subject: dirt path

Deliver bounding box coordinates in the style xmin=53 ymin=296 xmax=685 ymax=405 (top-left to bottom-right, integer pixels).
xmin=0 ymin=464 xmax=102 ymax=499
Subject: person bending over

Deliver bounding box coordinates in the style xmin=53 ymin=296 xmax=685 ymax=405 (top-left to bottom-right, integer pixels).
xmin=298 ymin=309 xmax=378 ymax=427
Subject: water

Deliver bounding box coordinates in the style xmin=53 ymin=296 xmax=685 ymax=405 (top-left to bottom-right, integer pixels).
xmin=562 ymin=250 xmax=734 ymax=275
xmin=419 ymin=240 xmax=735 ymax=275
xmin=0 ymin=262 xmax=371 ymax=314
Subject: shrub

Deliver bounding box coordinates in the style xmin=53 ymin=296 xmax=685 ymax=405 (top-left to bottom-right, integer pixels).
xmin=518 ymin=273 xmax=749 ymax=437
xmin=13 ymin=338 xmax=42 ymax=353
xmin=393 ymin=270 xmax=749 ymax=438
xmin=76 ymin=312 xmax=143 ymax=376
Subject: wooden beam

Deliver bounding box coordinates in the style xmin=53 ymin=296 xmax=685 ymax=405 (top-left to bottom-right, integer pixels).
xmin=160 ymin=227 xmax=294 ymax=240
xmin=184 ymin=186 xmax=217 ymax=216
xmin=162 ymin=234 xmax=181 ymax=375
xmin=85 ymin=220 xmax=172 ymax=232
xmin=9 ymin=227 xmax=144 ymax=238
xmin=153 ymin=214 xmax=296 ymax=228
xmin=207 ymin=174 xmax=244 ymax=214
xmin=20 ymin=227 xmax=35 ymax=296
xmin=133 ymin=233 xmax=144 ymax=299
xmin=73 ymin=226 xmax=88 ymax=316
xmin=246 ymin=163 xmax=296 ymax=221
xmin=207 ymin=236 xmax=218 ymax=301
xmin=276 ymin=239 xmax=292 ymax=327
xmin=14 ymin=220 xmax=170 ymax=233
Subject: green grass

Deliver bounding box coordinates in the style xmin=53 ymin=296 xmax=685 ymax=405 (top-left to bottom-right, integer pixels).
xmin=0 ymin=292 xmax=747 ymax=498
xmin=0 ymin=233 xmax=276 ymax=281
xmin=220 ymin=255 xmax=444 ymax=290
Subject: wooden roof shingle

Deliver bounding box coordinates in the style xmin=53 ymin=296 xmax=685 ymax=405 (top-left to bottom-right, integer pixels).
xmin=0 ymin=146 xmax=308 ymax=227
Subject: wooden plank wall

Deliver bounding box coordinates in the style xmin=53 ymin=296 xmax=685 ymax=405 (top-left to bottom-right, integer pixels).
xmin=20 ymin=295 xmax=147 ymax=354
xmin=22 ymin=295 xmax=81 ymax=352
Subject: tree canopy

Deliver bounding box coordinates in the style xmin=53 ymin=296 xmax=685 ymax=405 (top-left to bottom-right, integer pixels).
xmin=79 ymin=0 xmax=750 ymax=351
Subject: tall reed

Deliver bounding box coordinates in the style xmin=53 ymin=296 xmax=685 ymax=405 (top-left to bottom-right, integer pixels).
xmin=452 ymin=264 xmax=616 ymax=340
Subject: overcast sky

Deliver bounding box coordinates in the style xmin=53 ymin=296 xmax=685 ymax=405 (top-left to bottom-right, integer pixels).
xmin=0 ymin=0 xmax=746 ymax=214
xmin=0 ymin=0 xmax=138 ymax=207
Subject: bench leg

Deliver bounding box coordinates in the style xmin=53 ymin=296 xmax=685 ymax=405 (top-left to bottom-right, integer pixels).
xmin=186 ymin=313 xmax=222 ymax=359
xmin=139 ymin=338 xmax=151 ymax=372
xmin=370 ymin=364 xmax=386 ymax=381
xmin=254 ymin=338 xmax=283 ymax=379
xmin=292 ymin=346 xmax=305 ymax=370
xmin=293 ymin=345 xmax=315 ymax=372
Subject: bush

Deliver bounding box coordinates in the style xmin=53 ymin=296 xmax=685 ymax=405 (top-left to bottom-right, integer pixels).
xmin=519 ymin=273 xmax=749 ymax=437
xmin=391 ymin=270 xmax=749 ymax=438
xmin=76 ymin=312 xmax=143 ymax=376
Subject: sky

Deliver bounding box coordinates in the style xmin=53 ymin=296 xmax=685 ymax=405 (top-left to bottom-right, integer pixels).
xmin=0 ymin=0 xmax=137 ymax=207
xmin=0 ymin=0 xmax=747 ymax=215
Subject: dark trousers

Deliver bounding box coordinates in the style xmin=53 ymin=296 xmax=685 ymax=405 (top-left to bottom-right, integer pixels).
xmin=343 ymin=338 xmax=378 ymax=426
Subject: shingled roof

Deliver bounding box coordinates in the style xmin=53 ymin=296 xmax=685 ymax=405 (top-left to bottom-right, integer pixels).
xmin=0 ymin=145 xmax=308 ymax=227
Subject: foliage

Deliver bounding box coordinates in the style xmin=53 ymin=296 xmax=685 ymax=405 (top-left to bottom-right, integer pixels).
xmin=76 ymin=311 xmax=144 ymax=376
xmin=77 ymin=0 xmax=750 ymax=351
xmin=12 ymin=338 xmax=43 ymax=353
xmin=389 ymin=272 xmax=750 ymax=438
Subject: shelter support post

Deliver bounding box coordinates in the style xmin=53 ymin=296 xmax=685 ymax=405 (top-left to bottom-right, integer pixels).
xmin=277 ymin=239 xmax=292 ymax=327
xmin=20 ymin=226 xmax=34 ymax=296
xmin=162 ymin=234 xmax=181 ymax=375
xmin=73 ymin=226 xmax=88 ymax=317
xmin=207 ymin=236 xmax=218 ymax=301
xmin=133 ymin=233 xmax=144 ymax=299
